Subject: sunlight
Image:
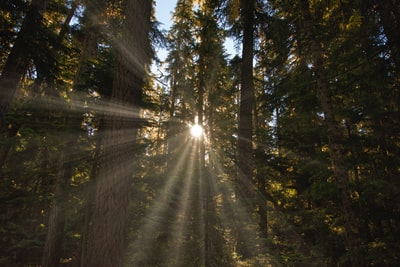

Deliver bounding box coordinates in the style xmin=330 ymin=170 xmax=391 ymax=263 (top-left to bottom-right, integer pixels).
xmin=126 ymin=138 xmax=199 ymax=265
xmin=190 ymin=124 xmax=203 ymax=138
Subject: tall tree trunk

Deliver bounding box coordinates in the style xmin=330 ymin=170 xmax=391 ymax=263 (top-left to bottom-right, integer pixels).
xmin=197 ymin=47 xmax=210 ymax=267
xmin=72 ymin=4 xmax=107 ymax=261
xmin=0 ymin=0 xmax=48 ymax=129
xmin=41 ymin=144 xmax=74 ymax=267
xmin=236 ymin=0 xmax=256 ymax=258
xmin=300 ymin=3 xmax=363 ymax=266
xmin=166 ymin=74 xmax=178 ymax=167
xmin=78 ymin=134 xmax=103 ymax=267
xmin=313 ymin=43 xmax=363 ymax=267
xmin=79 ymin=1 xmax=152 ymax=266
xmin=238 ymin=0 xmax=255 ymax=202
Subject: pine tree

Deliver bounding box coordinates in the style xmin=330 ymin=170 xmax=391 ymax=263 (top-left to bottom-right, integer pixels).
xmin=79 ymin=0 xmax=152 ymax=266
xmin=0 ymin=0 xmax=48 ymax=129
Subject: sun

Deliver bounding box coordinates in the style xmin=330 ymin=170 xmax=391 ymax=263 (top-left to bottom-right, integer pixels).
xmin=190 ymin=124 xmax=203 ymax=138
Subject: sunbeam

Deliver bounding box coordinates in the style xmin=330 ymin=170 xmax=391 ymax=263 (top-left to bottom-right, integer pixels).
xmin=167 ymin=140 xmax=197 ymax=265
xmin=2 ymin=0 xmax=395 ymax=266
xmin=126 ymin=135 xmax=197 ymax=265
xmin=23 ymin=91 xmax=145 ymax=121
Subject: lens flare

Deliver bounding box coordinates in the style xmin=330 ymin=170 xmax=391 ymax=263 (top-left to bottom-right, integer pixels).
xmin=190 ymin=124 xmax=203 ymax=138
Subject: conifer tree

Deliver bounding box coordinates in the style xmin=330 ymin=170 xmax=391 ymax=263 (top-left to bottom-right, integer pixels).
xmin=80 ymin=1 xmax=152 ymax=266
xmin=0 ymin=0 xmax=48 ymax=129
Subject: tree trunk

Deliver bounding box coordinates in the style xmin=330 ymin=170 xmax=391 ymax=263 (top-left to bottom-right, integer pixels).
xmin=197 ymin=45 xmax=210 ymax=267
xmin=312 ymin=43 xmax=363 ymax=267
xmin=79 ymin=1 xmax=152 ymax=266
xmin=0 ymin=123 xmax=20 ymax=172
xmin=236 ymin=0 xmax=256 ymax=258
xmin=78 ymin=134 xmax=103 ymax=267
xmin=237 ymin=0 xmax=255 ymax=201
xmin=256 ymin=169 xmax=268 ymax=239
xmin=300 ymin=3 xmax=363 ymax=266
xmin=41 ymin=145 xmax=74 ymax=267
xmin=0 ymin=0 xmax=48 ymax=129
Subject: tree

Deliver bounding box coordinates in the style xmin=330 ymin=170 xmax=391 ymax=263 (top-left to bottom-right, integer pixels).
xmin=235 ymin=0 xmax=256 ymax=258
xmin=79 ymin=0 xmax=152 ymax=266
xmin=237 ymin=0 xmax=255 ymax=196
xmin=1 ymin=0 xmax=400 ymax=266
xmin=0 ymin=0 xmax=48 ymax=129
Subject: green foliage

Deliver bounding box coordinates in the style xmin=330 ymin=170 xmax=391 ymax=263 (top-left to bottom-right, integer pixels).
xmin=1 ymin=0 xmax=400 ymax=266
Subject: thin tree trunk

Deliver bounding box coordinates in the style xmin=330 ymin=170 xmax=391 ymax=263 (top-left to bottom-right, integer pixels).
xmin=197 ymin=51 xmax=209 ymax=267
xmin=57 ymin=1 xmax=77 ymax=43
xmin=257 ymin=170 xmax=268 ymax=239
xmin=0 ymin=123 xmax=20 ymax=172
xmin=166 ymin=74 xmax=178 ymax=167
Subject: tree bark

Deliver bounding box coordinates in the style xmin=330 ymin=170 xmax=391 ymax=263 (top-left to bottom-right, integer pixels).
xmin=238 ymin=0 xmax=255 ymax=201
xmin=0 ymin=123 xmax=20 ymax=172
xmin=41 ymin=145 xmax=74 ymax=267
xmin=236 ymin=0 xmax=256 ymax=258
xmin=79 ymin=1 xmax=152 ymax=266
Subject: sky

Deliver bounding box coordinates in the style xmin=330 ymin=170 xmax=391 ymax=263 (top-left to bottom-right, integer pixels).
xmin=154 ymin=1 xmax=175 ymax=61
xmin=154 ymin=0 xmax=238 ymax=62
xmin=154 ymin=1 xmax=175 ymax=30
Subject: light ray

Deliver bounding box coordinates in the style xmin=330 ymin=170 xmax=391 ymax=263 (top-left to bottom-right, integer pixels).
xmin=126 ymin=137 xmax=196 ymax=265
xmin=167 ymin=141 xmax=197 ymax=264
xmin=22 ymin=91 xmax=145 ymax=121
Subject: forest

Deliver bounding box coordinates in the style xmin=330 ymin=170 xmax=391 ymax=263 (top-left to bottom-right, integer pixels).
xmin=0 ymin=0 xmax=399 ymax=266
